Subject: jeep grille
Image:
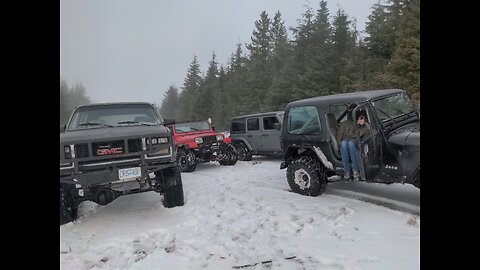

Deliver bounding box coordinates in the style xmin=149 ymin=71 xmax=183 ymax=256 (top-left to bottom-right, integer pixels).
xmin=201 ymin=135 xmax=217 ymax=144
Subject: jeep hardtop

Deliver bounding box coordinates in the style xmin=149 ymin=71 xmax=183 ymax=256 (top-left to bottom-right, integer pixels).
xmin=280 ymin=89 xmax=420 ymax=196
xmin=60 ymin=102 xmax=184 ymax=225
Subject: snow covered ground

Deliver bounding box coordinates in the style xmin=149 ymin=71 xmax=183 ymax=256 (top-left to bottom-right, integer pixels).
xmin=60 ymin=158 xmax=420 ymax=270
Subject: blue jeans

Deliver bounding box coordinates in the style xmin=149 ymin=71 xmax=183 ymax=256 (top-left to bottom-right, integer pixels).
xmin=340 ymin=140 xmax=358 ymax=173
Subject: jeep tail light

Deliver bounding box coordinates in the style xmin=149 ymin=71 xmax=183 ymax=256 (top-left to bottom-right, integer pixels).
xmin=216 ymin=134 xmax=224 ymax=141
xmin=195 ymin=137 xmax=203 ymax=144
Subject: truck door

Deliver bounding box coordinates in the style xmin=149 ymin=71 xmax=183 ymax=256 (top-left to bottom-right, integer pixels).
xmin=353 ymin=105 xmax=383 ymax=181
xmin=246 ymin=117 xmax=262 ymax=151
xmin=261 ymin=115 xmax=282 ymax=152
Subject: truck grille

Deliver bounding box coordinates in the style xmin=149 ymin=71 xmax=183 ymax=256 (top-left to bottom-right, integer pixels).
xmin=75 ymin=143 xmax=89 ymax=158
xmin=63 ymin=138 xmax=144 ymax=159
xmin=92 ymin=140 xmax=125 ymax=157
xmin=128 ymin=139 xmax=143 ymax=152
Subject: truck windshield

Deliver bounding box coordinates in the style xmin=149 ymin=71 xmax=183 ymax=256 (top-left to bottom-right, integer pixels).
xmin=372 ymin=93 xmax=415 ymax=122
xmin=175 ymin=121 xmax=210 ymax=133
xmin=67 ymin=104 xmax=161 ymax=130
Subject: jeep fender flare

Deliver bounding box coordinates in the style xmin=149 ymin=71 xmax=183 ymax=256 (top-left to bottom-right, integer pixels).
xmin=231 ymin=138 xmax=253 ymax=151
xmin=281 ymin=145 xmax=334 ymax=171
xmin=175 ymin=144 xmax=187 ymax=151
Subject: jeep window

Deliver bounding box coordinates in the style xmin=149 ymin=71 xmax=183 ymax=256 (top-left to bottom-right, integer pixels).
xmin=287 ymin=106 xmax=321 ymax=135
xmin=263 ymin=116 xmax=280 ymax=130
xmin=247 ymin=118 xmax=260 ymax=131
xmin=372 ymin=93 xmax=415 ymax=122
xmin=231 ymin=118 xmax=246 ymax=134
xmin=175 ymin=121 xmax=210 ymax=133
xmin=67 ymin=104 xmax=160 ymax=130
xmin=327 ymin=104 xmax=348 ymax=123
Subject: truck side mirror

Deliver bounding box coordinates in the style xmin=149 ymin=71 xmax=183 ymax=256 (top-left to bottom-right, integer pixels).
xmin=212 ymin=126 xmax=215 ymax=131
xmin=164 ymin=119 xmax=175 ymax=126
xmin=60 ymin=125 xmax=66 ymax=132
xmin=273 ymin=122 xmax=281 ymax=130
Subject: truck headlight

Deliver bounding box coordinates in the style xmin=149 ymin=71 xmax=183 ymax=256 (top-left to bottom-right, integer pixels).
xmin=216 ymin=134 xmax=224 ymax=141
xmin=149 ymin=137 xmax=168 ymax=144
xmin=64 ymin=145 xmax=72 ymax=159
xmin=195 ymin=137 xmax=203 ymax=144
xmin=157 ymin=137 xmax=168 ymax=144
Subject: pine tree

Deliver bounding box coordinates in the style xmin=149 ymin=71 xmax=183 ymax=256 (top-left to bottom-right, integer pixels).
xmin=177 ymin=55 xmax=202 ymax=120
xmin=193 ymin=52 xmax=219 ymax=120
xmin=225 ymin=43 xmax=249 ymax=116
xmin=364 ymin=0 xmax=407 ymax=89
xmin=331 ymin=9 xmax=357 ymax=93
xmin=264 ymin=11 xmax=293 ymax=111
xmin=288 ymin=4 xmax=316 ymax=101
xmin=60 ymin=80 xmax=70 ymax=125
xmin=60 ymin=80 xmax=91 ymax=125
xmin=383 ymin=0 xmax=420 ymax=104
xmin=160 ymin=85 xmax=179 ymax=119
xmin=242 ymin=11 xmax=273 ymax=113
xmin=299 ymin=1 xmax=335 ymax=98
xmin=215 ymin=66 xmax=230 ymax=130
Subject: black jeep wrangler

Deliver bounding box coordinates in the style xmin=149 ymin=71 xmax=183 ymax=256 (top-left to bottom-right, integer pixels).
xmin=280 ymin=89 xmax=420 ymax=196
xmin=60 ymin=102 xmax=184 ymax=225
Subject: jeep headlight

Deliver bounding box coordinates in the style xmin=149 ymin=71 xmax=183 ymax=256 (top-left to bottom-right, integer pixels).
xmin=216 ymin=134 xmax=224 ymax=141
xmin=195 ymin=137 xmax=203 ymax=144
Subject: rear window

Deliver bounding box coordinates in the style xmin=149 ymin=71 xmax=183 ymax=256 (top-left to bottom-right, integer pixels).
xmin=247 ymin=118 xmax=260 ymax=131
xmin=286 ymin=106 xmax=321 ymax=135
xmin=263 ymin=116 xmax=280 ymax=130
xmin=231 ymin=118 xmax=246 ymax=134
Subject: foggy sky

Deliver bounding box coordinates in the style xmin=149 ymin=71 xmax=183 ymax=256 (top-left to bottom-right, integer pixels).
xmin=60 ymin=0 xmax=378 ymax=105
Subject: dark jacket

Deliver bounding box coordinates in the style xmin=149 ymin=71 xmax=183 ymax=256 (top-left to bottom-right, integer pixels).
xmin=336 ymin=118 xmax=356 ymax=142
xmin=357 ymin=122 xmax=371 ymax=139
xmin=336 ymin=116 xmax=371 ymax=142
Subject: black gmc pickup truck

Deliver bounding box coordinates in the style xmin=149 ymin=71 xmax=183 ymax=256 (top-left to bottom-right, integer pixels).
xmin=60 ymin=102 xmax=184 ymax=225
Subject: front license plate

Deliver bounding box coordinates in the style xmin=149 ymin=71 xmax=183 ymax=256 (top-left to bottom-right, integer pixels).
xmin=118 ymin=167 xmax=141 ymax=181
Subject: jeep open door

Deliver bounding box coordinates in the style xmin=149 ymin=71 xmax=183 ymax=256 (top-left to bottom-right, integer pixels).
xmin=353 ymin=105 xmax=384 ymax=182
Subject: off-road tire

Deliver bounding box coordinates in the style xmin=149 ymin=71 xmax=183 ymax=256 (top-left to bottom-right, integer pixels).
xmin=286 ymin=156 xmax=328 ymax=196
xmin=60 ymin=183 xmax=78 ymax=225
xmin=162 ymin=166 xmax=185 ymax=208
xmin=235 ymin=142 xmax=252 ymax=161
xmin=177 ymin=148 xmax=196 ymax=173
xmin=219 ymin=144 xmax=238 ymax=166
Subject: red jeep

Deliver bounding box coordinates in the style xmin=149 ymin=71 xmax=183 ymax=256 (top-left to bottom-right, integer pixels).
xmin=167 ymin=119 xmax=238 ymax=172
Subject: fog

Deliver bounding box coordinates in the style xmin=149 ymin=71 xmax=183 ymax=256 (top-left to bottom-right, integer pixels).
xmin=60 ymin=0 xmax=378 ymax=104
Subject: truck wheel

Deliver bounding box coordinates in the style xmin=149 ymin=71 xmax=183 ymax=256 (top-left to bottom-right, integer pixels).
xmin=235 ymin=142 xmax=252 ymax=161
xmin=286 ymin=156 xmax=327 ymax=196
xmin=219 ymin=144 xmax=238 ymax=166
xmin=162 ymin=166 xmax=185 ymax=208
xmin=177 ymin=148 xmax=196 ymax=173
xmin=60 ymin=184 xmax=78 ymax=225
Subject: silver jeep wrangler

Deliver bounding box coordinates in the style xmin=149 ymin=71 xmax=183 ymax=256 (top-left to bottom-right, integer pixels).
xmin=229 ymin=111 xmax=284 ymax=161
